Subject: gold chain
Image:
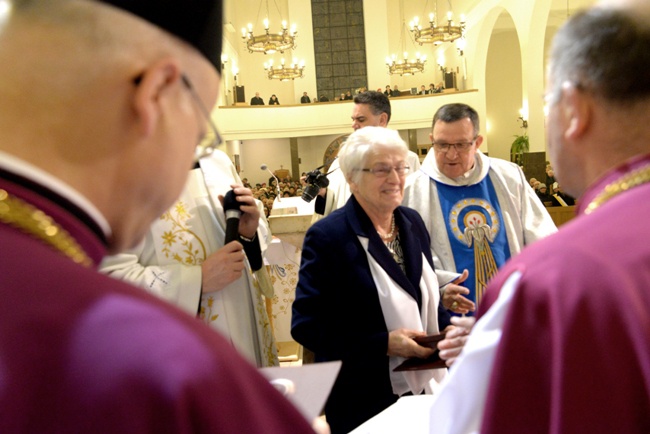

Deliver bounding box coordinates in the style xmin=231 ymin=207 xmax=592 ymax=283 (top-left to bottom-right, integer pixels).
xmin=0 ymin=189 xmax=93 ymax=267
xmin=584 ymin=164 xmax=650 ymax=215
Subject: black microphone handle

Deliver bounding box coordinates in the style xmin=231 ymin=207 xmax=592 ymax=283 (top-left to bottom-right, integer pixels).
xmin=224 ymin=214 xmax=240 ymax=245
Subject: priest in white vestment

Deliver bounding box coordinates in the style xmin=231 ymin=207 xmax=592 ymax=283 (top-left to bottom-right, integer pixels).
xmin=101 ymin=150 xmax=278 ymax=367
xmin=403 ymin=103 xmax=556 ymax=313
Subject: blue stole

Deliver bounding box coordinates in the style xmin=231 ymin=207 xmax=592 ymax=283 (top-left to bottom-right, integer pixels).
xmin=435 ymin=176 xmax=510 ymax=311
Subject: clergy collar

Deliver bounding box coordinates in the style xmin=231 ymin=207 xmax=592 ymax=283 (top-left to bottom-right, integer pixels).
xmin=0 ymin=150 xmax=112 ymax=241
xmin=420 ymin=150 xmax=491 ymax=186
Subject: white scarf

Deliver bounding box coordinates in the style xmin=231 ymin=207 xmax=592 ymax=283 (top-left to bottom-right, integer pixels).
xmin=358 ymin=237 xmax=447 ymax=396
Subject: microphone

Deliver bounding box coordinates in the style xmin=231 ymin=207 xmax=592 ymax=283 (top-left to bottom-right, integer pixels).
xmin=261 ymin=163 xmax=281 ymax=201
xmin=223 ymin=190 xmax=263 ymax=271
xmin=223 ymin=190 xmax=241 ymax=245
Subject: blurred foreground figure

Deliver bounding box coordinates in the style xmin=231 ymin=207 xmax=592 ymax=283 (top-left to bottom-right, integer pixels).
xmin=0 ymin=1 xmax=314 ymax=432
xmin=430 ymin=3 xmax=650 ymax=433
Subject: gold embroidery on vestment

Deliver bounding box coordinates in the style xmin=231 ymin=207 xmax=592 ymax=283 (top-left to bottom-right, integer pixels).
xmin=0 ymin=189 xmax=92 ymax=267
xmin=159 ymin=201 xmax=207 ymax=265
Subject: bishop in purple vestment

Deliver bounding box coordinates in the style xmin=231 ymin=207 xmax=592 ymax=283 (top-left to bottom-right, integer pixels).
xmin=0 ymin=1 xmax=315 ymax=433
xmin=430 ymin=3 xmax=650 ymax=433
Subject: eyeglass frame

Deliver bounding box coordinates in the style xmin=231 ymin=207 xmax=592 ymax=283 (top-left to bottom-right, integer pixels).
xmin=132 ymin=73 xmax=223 ymax=162
xmin=430 ymin=138 xmax=478 ymax=153
xmin=180 ymin=74 xmax=223 ymax=161
xmin=359 ymin=163 xmax=411 ymax=178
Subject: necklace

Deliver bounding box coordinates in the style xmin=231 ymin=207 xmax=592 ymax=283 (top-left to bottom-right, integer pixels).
xmin=0 ymin=188 xmax=93 ymax=267
xmin=377 ymin=214 xmax=396 ymax=240
xmin=584 ymin=164 xmax=650 ymax=215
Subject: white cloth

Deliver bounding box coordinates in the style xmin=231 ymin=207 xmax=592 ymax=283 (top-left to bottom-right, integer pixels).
xmin=428 ymin=271 xmax=521 ymax=434
xmin=403 ymin=150 xmax=556 ymax=283
xmin=358 ymin=237 xmax=447 ymax=397
xmin=315 ymin=149 xmax=421 ymax=221
xmin=100 ymin=150 xmax=278 ymax=367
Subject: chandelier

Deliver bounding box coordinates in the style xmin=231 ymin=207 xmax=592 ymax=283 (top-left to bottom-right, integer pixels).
xmin=386 ymin=0 xmax=426 ymax=76
xmin=241 ymin=0 xmax=297 ymax=55
xmin=410 ymin=1 xmax=465 ymax=46
xmin=385 ymin=52 xmax=426 ymax=76
xmin=264 ymin=58 xmax=305 ymax=81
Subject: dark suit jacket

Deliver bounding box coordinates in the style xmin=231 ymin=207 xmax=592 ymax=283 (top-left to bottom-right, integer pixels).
xmin=292 ymin=196 xmax=450 ymax=434
xmin=300 ymin=96 xmax=311 ymax=103
xmin=250 ymin=96 xmax=264 ymax=105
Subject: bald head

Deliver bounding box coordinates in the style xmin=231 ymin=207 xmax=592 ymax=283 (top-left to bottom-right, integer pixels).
xmin=0 ymin=0 xmax=222 ymax=252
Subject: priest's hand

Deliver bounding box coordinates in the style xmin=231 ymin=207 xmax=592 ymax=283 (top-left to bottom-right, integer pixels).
xmin=219 ymin=184 xmax=260 ymax=240
xmin=200 ymin=241 xmax=246 ymax=293
xmin=438 ymin=316 xmax=475 ymax=366
xmin=442 ymin=269 xmax=475 ymax=314
xmin=387 ymin=328 xmax=435 ymax=359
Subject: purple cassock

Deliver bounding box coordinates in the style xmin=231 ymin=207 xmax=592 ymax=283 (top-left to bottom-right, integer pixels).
xmin=477 ymin=153 xmax=650 ymax=433
xmin=0 ymin=168 xmax=314 ymax=433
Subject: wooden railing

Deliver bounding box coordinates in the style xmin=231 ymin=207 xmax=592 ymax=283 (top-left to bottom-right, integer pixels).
xmin=545 ymin=205 xmax=577 ymax=227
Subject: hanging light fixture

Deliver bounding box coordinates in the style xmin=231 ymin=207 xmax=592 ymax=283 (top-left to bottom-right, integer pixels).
xmin=241 ymin=0 xmax=297 ymax=55
xmin=385 ymin=51 xmax=426 ymax=76
xmin=263 ymin=57 xmax=305 ymax=81
xmin=410 ymin=0 xmax=465 ymax=46
xmin=386 ymin=0 xmax=426 ymax=76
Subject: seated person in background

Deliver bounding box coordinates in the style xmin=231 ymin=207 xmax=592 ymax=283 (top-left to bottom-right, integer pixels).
xmin=345 ymin=91 xmax=353 ymax=100
xmin=268 ymin=94 xmax=280 ymax=105
xmin=536 ymin=183 xmax=560 ymax=206
xmin=319 ymin=94 xmax=329 ymax=102
xmin=546 ymin=167 xmax=557 ymax=187
xmin=300 ymin=91 xmax=311 ymax=103
xmin=392 ymin=85 xmax=401 ymax=96
xmin=340 ymin=93 xmax=346 ymax=101
xmin=428 ymin=83 xmax=436 ymax=93
xmin=250 ymin=91 xmax=264 ymax=105
xmin=292 ymin=127 xmax=453 ymax=434
xmin=552 ymin=181 xmax=575 ymax=206
xmin=384 ymin=84 xmax=393 ymax=97
xmin=419 ymin=85 xmax=428 ymax=95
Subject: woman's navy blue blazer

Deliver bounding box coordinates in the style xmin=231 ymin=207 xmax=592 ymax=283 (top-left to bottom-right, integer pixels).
xmin=291 ymin=195 xmax=450 ymax=433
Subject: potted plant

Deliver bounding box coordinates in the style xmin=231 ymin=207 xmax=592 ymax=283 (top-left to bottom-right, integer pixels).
xmin=510 ymin=132 xmax=529 ymax=166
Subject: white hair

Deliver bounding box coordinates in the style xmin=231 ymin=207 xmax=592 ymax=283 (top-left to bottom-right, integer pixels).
xmin=338 ymin=127 xmax=408 ymax=184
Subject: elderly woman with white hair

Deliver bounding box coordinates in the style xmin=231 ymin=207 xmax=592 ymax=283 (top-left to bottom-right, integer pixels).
xmin=291 ymin=126 xmax=452 ymax=433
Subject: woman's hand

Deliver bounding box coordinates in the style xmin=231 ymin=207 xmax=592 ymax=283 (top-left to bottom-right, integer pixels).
xmin=387 ymin=328 xmax=435 ymax=359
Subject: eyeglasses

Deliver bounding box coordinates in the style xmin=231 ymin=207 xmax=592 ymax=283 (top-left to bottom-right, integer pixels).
xmin=360 ymin=164 xmax=410 ymax=178
xmin=431 ymin=139 xmax=476 ymax=153
xmin=180 ymin=74 xmax=223 ymax=161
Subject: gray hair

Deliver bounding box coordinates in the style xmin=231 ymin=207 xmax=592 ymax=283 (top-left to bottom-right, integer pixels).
xmin=338 ymin=127 xmax=408 ymax=185
xmin=548 ymin=7 xmax=650 ymax=106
